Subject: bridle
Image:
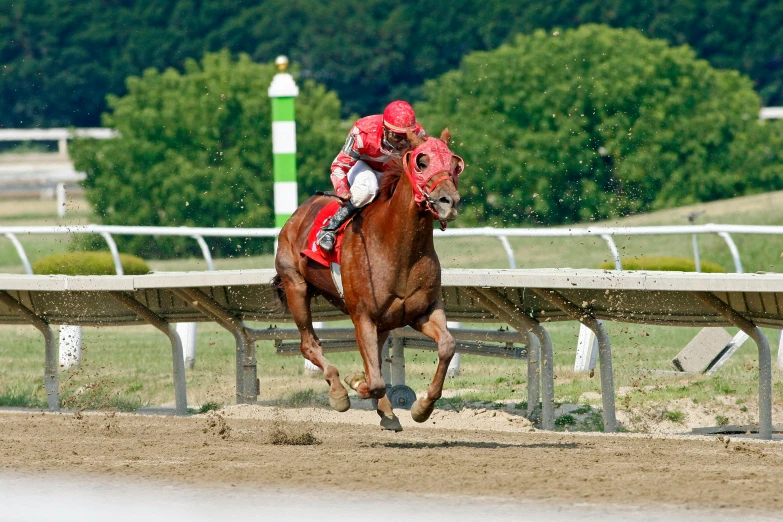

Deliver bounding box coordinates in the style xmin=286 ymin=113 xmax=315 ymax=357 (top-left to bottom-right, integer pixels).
xmin=402 ymin=138 xmax=463 ymax=229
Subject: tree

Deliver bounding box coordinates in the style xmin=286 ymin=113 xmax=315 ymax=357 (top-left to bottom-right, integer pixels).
xmin=2 ymin=1 xmax=782 ymax=129
xmin=416 ymin=25 xmax=783 ymax=226
xmin=71 ymin=51 xmax=344 ymax=258
xmin=0 ymin=0 xmax=247 ymax=128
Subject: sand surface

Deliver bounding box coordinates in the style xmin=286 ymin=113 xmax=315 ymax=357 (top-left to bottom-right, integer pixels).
xmin=1 ymin=405 xmax=782 ymax=517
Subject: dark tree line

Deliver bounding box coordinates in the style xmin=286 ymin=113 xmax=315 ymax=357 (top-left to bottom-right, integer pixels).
xmin=2 ymin=0 xmax=782 ymax=129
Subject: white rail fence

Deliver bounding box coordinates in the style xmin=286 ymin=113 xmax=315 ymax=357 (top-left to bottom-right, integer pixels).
xmin=1 ymin=223 xmax=779 ymax=370
xmin=0 ymin=128 xmax=118 ymax=155
xmin=0 ymin=128 xmax=117 ymax=214
xmin=0 ymin=222 xmax=767 ymax=275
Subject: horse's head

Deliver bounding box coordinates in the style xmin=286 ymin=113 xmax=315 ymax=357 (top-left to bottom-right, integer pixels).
xmin=402 ymin=128 xmax=463 ymax=227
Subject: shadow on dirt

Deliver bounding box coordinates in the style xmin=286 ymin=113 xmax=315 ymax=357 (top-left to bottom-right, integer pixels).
xmin=365 ymin=441 xmax=580 ymax=450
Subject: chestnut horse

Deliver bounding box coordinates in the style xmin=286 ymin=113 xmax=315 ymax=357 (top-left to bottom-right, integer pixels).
xmin=273 ymin=129 xmax=463 ymax=431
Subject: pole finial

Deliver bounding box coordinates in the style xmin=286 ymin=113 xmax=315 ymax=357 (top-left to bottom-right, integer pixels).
xmin=275 ymin=55 xmax=289 ymax=72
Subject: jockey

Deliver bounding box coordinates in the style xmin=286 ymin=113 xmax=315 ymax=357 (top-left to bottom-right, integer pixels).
xmin=316 ymin=100 xmax=426 ymax=251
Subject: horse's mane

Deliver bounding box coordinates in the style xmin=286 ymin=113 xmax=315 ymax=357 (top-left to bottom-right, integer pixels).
xmin=377 ymin=157 xmax=405 ymax=202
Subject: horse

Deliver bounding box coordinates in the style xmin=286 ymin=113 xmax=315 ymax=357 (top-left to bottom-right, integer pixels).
xmin=273 ymin=128 xmax=463 ymax=431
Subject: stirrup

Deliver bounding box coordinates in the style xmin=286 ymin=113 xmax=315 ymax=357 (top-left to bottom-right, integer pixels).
xmin=316 ymin=229 xmax=336 ymax=252
xmin=316 ymin=201 xmax=357 ymax=252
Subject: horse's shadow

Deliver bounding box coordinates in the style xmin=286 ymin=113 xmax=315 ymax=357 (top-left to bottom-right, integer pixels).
xmin=365 ymin=441 xmax=581 ymax=450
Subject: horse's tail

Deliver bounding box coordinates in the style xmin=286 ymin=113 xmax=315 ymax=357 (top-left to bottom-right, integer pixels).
xmin=271 ymin=274 xmax=289 ymax=312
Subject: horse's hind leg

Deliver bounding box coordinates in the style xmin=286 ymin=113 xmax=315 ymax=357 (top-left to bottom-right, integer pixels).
xmin=279 ymin=275 xmax=350 ymax=412
xmin=409 ymin=299 xmax=456 ymax=422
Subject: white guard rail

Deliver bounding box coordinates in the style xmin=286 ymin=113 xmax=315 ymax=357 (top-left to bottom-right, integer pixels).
xmin=0 ymin=223 xmax=776 ymax=275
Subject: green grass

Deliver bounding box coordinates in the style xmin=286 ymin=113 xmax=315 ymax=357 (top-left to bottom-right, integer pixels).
xmin=0 ymin=383 xmax=48 ymax=408
xmin=278 ymin=388 xmax=321 ymax=408
xmin=2 ymin=313 xmax=779 ymax=417
xmin=598 ymin=256 xmax=727 ymax=273
xmin=664 ymin=410 xmax=686 ymax=423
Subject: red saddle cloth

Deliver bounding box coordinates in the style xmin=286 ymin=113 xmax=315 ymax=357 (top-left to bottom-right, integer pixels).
xmin=301 ymin=200 xmax=349 ymax=267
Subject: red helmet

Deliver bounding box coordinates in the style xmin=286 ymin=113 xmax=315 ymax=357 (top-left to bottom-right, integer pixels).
xmin=382 ymin=100 xmax=417 ymax=133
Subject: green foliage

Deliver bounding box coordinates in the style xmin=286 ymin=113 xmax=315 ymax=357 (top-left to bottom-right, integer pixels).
xmin=571 ymin=404 xmax=592 ymax=415
xmin=33 ymin=252 xmax=150 ymax=276
xmin=554 ymin=413 xmax=577 ymax=427
xmin=198 ymin=401 xmax=222 ymax=414
xmin=418 ymin=25 xmax=783 ymax=226
xmin=597 ymin=256 xmax=727 ymax=273
xmin=0 ymin=0 xmax=248 ymax=128
xmin=664 ymin=410 xmax=686 ymax=423
xmin=3 ymin=1 xmax=782 ymax=129
xmin=71 ymin=51 xmax=344 ymax=258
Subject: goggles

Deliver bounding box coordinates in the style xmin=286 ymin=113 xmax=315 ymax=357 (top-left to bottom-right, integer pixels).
xmin=382 ymin=127 xmax=411 ymax=151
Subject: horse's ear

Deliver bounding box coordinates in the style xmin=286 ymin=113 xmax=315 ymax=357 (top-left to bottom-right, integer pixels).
xmin=402 ymin=150 xmax=413 ymax=172
xmin=440 ymin=128 xmax=451 ymax=145
xmin=406 ymin=129 xmax=426 ymax=148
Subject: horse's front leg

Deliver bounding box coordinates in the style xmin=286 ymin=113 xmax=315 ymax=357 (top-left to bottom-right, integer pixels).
xmin=278 ymin=274 xmax=350 ymax=412
xmin=344 ymin=315 xmax=387 ymax=399
xmin=345 ymin=323 xmax=401 ymax=431
xmin=409 ymin=299 xmax=456 ymax=422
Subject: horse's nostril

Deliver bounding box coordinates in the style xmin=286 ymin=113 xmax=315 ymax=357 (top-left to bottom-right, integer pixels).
xmin=439 ymin=196 xmax=453 ymax=207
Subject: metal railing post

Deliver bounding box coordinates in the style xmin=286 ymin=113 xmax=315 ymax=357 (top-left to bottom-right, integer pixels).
xmin=778 ymin=330 xmax=783 ymax=372
xmin=600 ymin=234 xmax=622 ymax=270
xmin=99 ymin=232 xmax=124 ymax=275
xmin=496 ymin=235 xmax=516 ymax=269
xmin=716 ymin=232 xmax=743 ymax=274
xmin=0 ymin=291 xmax=59 ymax=411
xmin=693 ymin=291 xmax=772 ymax=439
xmin=692 ymin=234 xmax=702 ymax=272
xmin=192 ymin=234 xmax=215 ymax=271
xmin=4 ymin=233 xmax=33 ymax=275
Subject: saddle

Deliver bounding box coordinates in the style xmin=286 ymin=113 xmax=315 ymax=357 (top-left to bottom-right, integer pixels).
xmin=300 ymin=199 xmax=351 ymax=268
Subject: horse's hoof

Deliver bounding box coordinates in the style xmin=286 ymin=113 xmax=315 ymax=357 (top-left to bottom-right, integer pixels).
xmin=329 ymin=393 xmax=350 ymax=412
xmin=344 ymin=372 xmax=366 ymax=391
xmin=380 ymin=414 xmax=403 ymax=432
xmin=410 ymin=398 xmax=435 ymax=423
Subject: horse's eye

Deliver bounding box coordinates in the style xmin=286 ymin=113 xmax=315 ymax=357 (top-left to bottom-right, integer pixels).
xmin=415 ymin=154 xmax=429 ymax=171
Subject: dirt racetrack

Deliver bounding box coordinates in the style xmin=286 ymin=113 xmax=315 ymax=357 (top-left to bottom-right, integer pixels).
xmin=1 ymin=406 xmax=782 ymax=516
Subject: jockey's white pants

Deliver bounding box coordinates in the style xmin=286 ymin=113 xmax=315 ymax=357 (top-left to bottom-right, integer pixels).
xmin=346 ymin=160 xmax=381 ymax=208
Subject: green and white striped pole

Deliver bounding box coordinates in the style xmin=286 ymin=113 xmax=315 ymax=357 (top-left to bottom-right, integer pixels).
xmin=269 ymin=56 xmax=320 ymax=374
xmin=268 ymin=55 xmax=299 ymax=227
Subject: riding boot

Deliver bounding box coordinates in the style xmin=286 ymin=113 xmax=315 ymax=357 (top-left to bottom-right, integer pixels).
xmin=316 ymin=200 xmax=359 ymax=252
